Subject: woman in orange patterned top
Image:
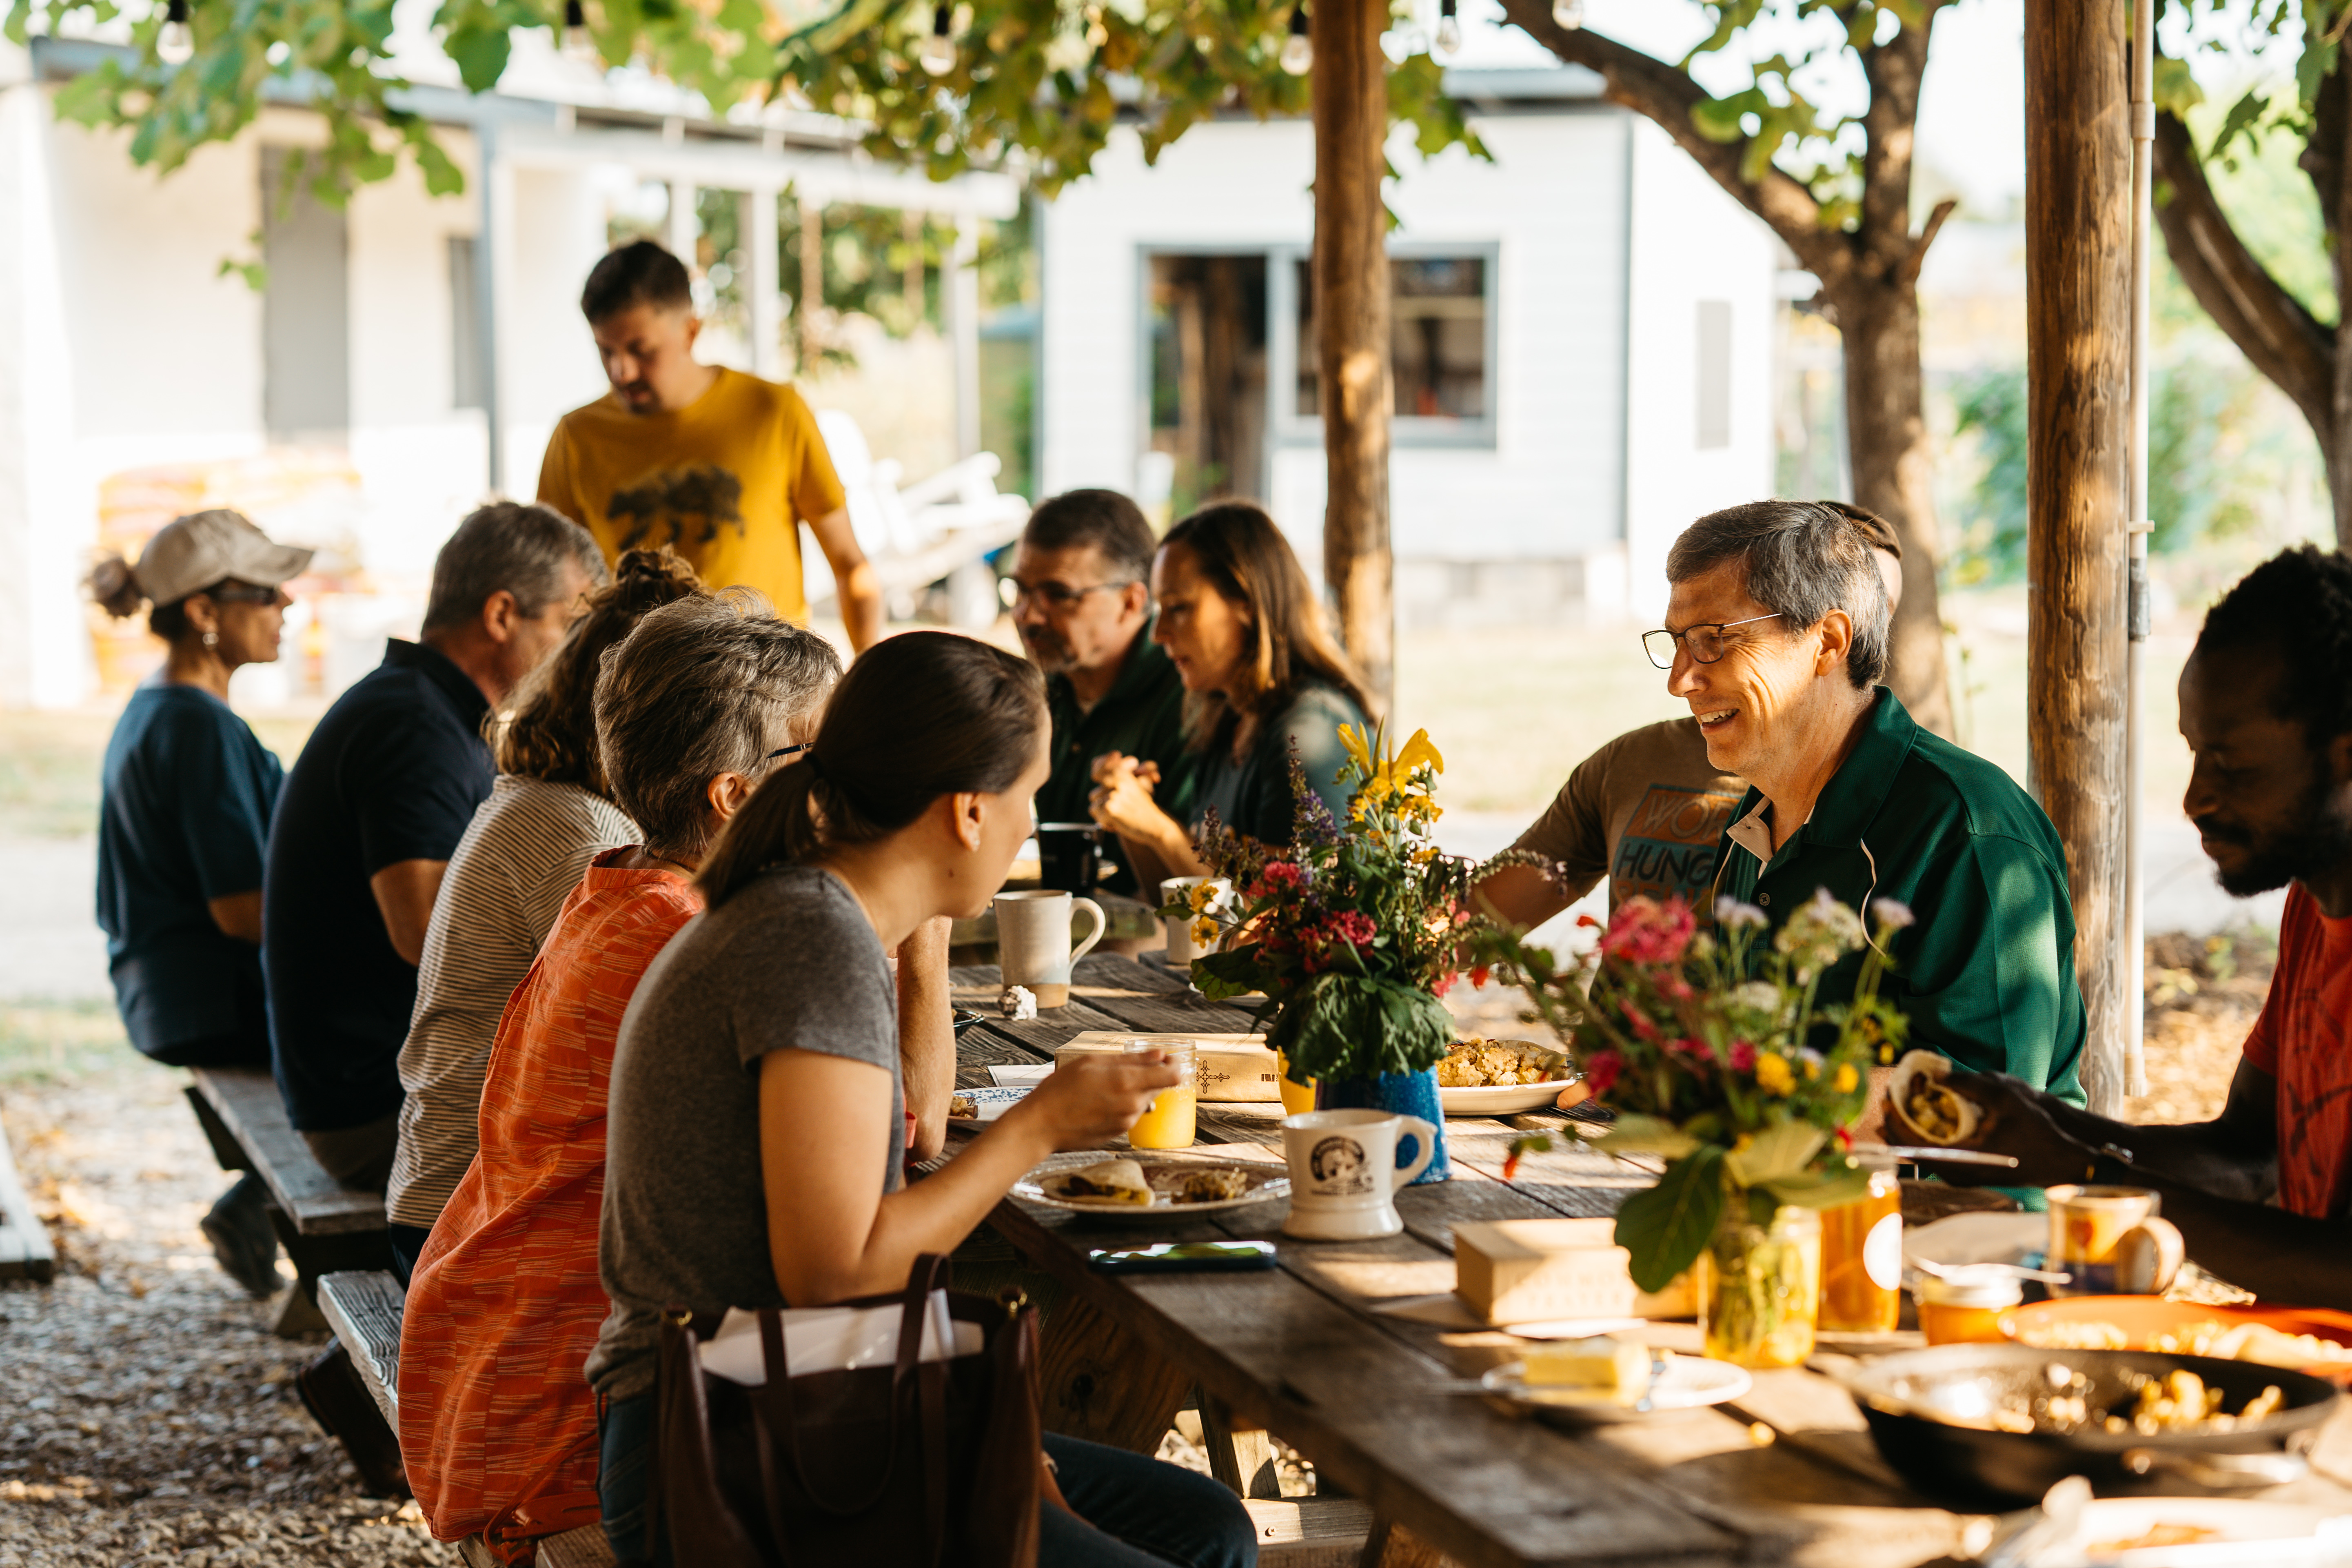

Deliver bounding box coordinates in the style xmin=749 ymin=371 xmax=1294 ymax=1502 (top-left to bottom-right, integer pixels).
xmin=395 ymin=596 xmax=842 ymax=1561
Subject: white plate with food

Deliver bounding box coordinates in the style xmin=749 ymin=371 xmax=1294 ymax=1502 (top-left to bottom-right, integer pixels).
xmin=1480 ymin=1340 xmax=1752 ymax=1425
xmin=1436 ymin=1038 xmax=1580 ymax=1115
xmin=946 ymin=1086 xmax=1033 ymax=1127
xmin=2015 ymin=1497 xmax=2352 ymax=1565
xmin=1014 ymin=1153 xmax=1289 ymax=1218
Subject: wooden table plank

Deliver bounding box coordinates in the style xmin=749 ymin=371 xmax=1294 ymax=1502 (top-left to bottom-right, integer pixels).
xmin=190 ymin=1066 xmax=386 ymax=1236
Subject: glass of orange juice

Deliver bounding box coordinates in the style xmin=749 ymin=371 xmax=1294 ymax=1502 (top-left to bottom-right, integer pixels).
xmin=1819 ymin=1150 xmax=1902 ymax=1333
xmin=1124 ymin=1040 xmax=1198 ymax=1149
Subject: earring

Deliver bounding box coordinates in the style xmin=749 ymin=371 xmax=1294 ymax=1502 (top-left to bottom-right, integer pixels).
xmin=203 ymin=632 xmax=218 ymax=648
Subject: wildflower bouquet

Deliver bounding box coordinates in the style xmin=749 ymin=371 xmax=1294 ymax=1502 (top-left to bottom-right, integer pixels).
xmin=1175 ymin=725 xmax=1486 ymax=1084
xmin=1475 ymin=889 xmax=1914 ymax=1293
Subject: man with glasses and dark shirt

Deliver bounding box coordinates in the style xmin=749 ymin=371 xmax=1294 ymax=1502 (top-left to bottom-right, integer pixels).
xmin=1010 ymin=490 xmax=1185 ymax=895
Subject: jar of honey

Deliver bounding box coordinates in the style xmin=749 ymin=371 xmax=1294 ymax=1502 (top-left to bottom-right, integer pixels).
xmin=1819 ymin=1151 xmax=1901 ymax=1333
xmin=1917 ymin=1272 xmax=2022 ymax=1345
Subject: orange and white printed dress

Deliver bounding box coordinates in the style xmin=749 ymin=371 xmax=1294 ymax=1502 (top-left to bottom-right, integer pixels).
xmin=398 ymin=851 xmax=701 ymax=1560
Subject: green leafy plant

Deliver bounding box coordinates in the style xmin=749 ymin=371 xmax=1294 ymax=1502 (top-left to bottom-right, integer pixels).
xmin=1174 ymin=725 xmax=1486 ymax=1085
xmin=1477 ymin=889 xmax=1912 ymax=1292
xmin=5 ymin=0 xmax=1485 ymax=215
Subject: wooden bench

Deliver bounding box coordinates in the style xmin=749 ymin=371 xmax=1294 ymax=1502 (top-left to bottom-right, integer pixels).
xmin=0 ymin=1120 xmax=56 ymax=1282
xmin=185 ymin=1065 xmax=388 ymax=1335
xmin=317 ymin=1271 xmax=617 ymax=1568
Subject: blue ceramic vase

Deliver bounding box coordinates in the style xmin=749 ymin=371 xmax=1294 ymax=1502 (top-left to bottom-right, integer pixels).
xmin=1314 ymin=1069 xmax=1450 ymax=1184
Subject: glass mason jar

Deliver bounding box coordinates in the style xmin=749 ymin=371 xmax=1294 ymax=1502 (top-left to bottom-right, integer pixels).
xmin=1818 ymin=1151 xmax=1902 ymax=1333
xmin=1697 ymin=1200 xmax=1822 ymax=1368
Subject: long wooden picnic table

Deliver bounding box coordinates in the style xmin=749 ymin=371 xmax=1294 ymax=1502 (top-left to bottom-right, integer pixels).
xmin=947 ymin=951 xmax=2352 ymax=1568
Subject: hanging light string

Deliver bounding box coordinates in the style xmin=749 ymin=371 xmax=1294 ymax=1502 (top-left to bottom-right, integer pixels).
xmin=1435 ymin=0 xmax=1461 ymax=56
xmin=919 ymin=3 xmax=956 ymax=75
xmin=1279 ymin=0 xmax=1311 ymax=75
xmin=158 ymin=0 xmax=194 ymax=62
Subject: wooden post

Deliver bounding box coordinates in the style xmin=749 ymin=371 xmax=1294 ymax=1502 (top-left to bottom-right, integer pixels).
xmin=2025 ymin=0 xmax=2132 ymax=1116
xmin=799 ymin=191 xmax=823 ymax=375
xmin=1312 ymin=0 xmax=1394 ymax=712
xmin=743 ymin=188 xmax=784 ymax=381
xmin=903 ymin=206 xmax=925 ymax=326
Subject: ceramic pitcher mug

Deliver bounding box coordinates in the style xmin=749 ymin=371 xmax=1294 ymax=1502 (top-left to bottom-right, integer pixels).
xmin=1160 ymin=876 xmax=1233 ymax=965
xmin=2046 ymin=1184 xmax=2185 ymax=1296
xmin=1279 ymin=1109 xmax=1436 ymax=1240
xmin=994 ymin=889 xmax=1105 ymax=1009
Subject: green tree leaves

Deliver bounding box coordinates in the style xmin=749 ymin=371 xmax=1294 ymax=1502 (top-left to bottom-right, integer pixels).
xmin=1612 ymin=1142 xmax=1725 ymax=1294
xmin=5 ymin=0 xmax=1485 ymax=211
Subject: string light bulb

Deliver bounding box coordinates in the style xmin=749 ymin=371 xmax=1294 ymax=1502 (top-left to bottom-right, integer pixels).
xmin=1550 ymin=0 xmax=1584 ymax=28
xmin=1434 ymin=0 xmax=1461 ymax=55
xmin=561 ymin=0 xmax=600 ymax=64
xmin=1279 ymin=2 xmax=1311 ymax=75
xmin=158 ymin=0 xmax=193 ymax=62
xmin=918 ymin=3 xmax=956 ymax=75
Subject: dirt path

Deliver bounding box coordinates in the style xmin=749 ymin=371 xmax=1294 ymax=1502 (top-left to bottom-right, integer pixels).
xmin=0 ymin=1054 xmax=443 ymax=1566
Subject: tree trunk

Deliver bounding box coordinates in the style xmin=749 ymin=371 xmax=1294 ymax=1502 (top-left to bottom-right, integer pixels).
xmin=1834 ymin=278 xmax=1954 ymax=736
xmin=2025 ymin=0 xmax=2133 ymax=1117
xmin=1312 ymin=0 xmax=1394 ymax=713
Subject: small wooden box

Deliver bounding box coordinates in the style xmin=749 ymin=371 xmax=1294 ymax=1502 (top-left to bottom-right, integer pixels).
xmin=1454 ymin=1218 xmax=1640 ymax=1324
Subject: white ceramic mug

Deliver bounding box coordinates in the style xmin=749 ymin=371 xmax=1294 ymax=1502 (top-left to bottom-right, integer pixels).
xmin=995 ymin=889 xmax=1105 ymax=1009
xmin=1160 ymin=876 xmax=1233 ymax=965
xmin=1279 ymin=1109 xmax=1437 ymax=1240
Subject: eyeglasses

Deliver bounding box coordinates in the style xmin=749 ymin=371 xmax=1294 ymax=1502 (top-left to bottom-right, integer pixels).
xmin=1642 ymin=613 xmax=1783 ymax=670
xmin=1005 ymin=579 xmax=1132 ymax=612
xmin=205 ymin=582 xmax=283 ymax=606
xmin=765 ymin=742 xmax=811 ymax=763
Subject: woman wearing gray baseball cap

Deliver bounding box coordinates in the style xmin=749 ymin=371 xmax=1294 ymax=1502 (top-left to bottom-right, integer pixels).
xmin=87 ymin=508 xmax=313 ymax=1298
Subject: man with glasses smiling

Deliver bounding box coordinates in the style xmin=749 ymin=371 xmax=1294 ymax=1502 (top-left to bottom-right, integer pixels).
xmin=1478 ymin=503 xmax=1904 ymax=928
xmin=1010 ymin=490 xmax=1186 ymax=894
xmin=1671 ymin=499 xmax=2086 ymax=1122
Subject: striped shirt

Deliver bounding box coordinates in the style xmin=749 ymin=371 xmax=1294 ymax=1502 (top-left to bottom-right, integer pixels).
xmin=2241 ymin=884 xmax=2352 ymax=1219
xmin=387 ymin=776 xmax=638 ymax=1232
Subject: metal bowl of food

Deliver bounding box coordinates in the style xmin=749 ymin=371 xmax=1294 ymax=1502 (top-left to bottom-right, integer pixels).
xmin=1841 ymin=1344 xmax=2341 ymax=1509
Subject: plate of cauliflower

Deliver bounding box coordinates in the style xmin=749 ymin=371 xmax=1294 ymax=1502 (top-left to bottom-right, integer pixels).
xmin=1435 ymin=1038 xmax=1582 ymax=1115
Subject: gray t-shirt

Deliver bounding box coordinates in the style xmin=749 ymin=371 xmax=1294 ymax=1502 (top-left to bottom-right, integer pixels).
xmin=588 ymin=864 xmax=903 ymax=1399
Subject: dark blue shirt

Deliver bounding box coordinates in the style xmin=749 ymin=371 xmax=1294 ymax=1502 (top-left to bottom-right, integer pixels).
xmin=96 ymin=682 xmax=283 ymax=1061
xmin=264 ymin=640 xmax=493 ymax=1132
xmin=1171 ymin=682 xmax=1368 ymax=847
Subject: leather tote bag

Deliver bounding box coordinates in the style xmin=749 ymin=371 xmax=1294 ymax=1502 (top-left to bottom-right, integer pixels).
xmin=652 ymin=1253 xmax=1042 ymax=1568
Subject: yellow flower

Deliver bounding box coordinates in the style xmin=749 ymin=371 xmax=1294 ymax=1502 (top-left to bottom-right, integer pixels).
xmin=1190 ymin=918 xmax=1218 ymax=947
xmin=1834 ymin=1062 xmax=1858 ymax=1094
xmin=1803 ymin=1056 xmax=1821 ymax=1082
xmin=1754 ymin=1051 xmax=1795 ymax=1096
xmin=1394 ymin=727 xmax=1443 ymax=778
xmin=1188 ymin=881 xmax=1216 ymax=914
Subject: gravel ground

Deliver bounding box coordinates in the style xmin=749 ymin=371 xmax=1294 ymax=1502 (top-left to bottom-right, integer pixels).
xmin=0 ymin=1058 xmax=444 ymax=1566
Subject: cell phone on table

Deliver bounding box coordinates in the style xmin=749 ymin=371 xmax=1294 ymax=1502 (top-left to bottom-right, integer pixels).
xmin=1087 ymin=1241 xmax=1277 ymax=1274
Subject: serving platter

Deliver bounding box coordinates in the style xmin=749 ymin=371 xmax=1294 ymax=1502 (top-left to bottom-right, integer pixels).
xmin=2014 ymin=1497 xmax=2352 ymax=1565
xmin=1440 ymin=1080 xmax=1581 ymax=1116
xmin=1012 ymin=1151 xmax=1289 ymax=1220
xmin=1480 ymin=1353 xmax=1752 ymax=1425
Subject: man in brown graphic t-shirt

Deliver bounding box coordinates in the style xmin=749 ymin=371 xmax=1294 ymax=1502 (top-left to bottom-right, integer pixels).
xmin=1477 ymin=504 xmax=1902 ymax=927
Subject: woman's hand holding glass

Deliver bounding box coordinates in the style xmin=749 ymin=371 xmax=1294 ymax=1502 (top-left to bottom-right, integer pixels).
xmin=1005 ymin=1050 xmax=1182 ymax=1151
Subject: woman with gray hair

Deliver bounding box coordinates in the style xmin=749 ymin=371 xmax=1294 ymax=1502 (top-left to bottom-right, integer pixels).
xmin=1652 ymin=498 xmax=2088 ymax=1110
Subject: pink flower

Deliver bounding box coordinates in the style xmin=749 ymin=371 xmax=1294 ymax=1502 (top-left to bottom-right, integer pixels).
xmin=1728 ymin=1040 xmax=1757 ymax=1072
xmin=1627 ymin=1010 xmax=1660 ymax=1042
xmin=1670 ymin=1036 xmax=1714 ymax=1065
xmin=1655 ymin=973 xmax=1693 ymax=1002
xmin=1599 ymin=895 xmax=1697 ymax=967
xmin=1251 ymin=861 xmax=1306 ymax=898
xmin=1584 ymin=1050 xmax=1622 ymax=1096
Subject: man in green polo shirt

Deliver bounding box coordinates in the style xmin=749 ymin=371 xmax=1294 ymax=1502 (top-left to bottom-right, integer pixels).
xmin=1653 ymin=499 xmax=2086 ymax=1105
xmin=1010 ymin=489 xmax=1186 ymax=895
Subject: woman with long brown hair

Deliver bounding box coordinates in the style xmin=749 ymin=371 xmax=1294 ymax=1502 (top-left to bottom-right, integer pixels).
xmin=1090 ymin=499 xmax=1371 ymax=888
xmin=385 ymin=547 xmax=703 ymax=1280
xmin=588 ymin=630 xmax=1254 ymax=1568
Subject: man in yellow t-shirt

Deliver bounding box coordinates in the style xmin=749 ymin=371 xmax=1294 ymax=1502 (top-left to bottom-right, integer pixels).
xmin=537 ymin=240 xmax=885 ymax=647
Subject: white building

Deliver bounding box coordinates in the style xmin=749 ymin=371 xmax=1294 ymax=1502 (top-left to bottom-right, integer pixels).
xmin=0 ymin=35 xmax=1775 ymax=710
xmin=1037 ymin=67 xmax=1779 ymax=632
